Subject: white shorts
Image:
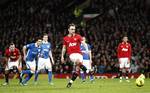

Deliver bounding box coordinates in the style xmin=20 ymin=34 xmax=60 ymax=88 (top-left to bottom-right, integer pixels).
xmin=82 ymin=60 xmax=91 ymax=70
xmin=119 ymin=58 xmax=130 ymax=68
xmin=69 ymin=53 xmax=83 ymax=64
xmin=5 ymin=59 xmax=19 ymax=70
xmin=26 ymin=60 xmax=36 ymax=71
xmin=37 ymin=57 xmax=52 ymax=71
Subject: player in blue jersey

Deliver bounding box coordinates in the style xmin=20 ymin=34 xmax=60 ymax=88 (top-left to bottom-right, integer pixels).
xmin=34 ymin=33 xmax=54 ymax=85
xmin=20 ymin=37 xmax=42 ymax=86
xmin=80 ymin=37 xmax=94 ymax=82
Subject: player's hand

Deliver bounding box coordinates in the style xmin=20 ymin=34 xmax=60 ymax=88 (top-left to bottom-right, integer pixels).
xmin=18 ymin=66 xmax=22 ymax=71
xmin=61 ymin=57 xmax=65 ymax=64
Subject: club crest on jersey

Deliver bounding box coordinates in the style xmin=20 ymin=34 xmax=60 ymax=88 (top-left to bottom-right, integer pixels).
xmin=74 ymin=38 xmax=77 ymax=41
xmin=69 ymin=42 xmax=77 ymax=47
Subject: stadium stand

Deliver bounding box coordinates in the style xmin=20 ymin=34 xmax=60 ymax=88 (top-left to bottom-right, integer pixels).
xmin=0 ymin=0 xmax=149 ymax=78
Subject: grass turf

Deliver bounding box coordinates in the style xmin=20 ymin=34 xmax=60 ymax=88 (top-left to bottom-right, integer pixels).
xmin=0 ymin=75 xmax=150 ymax=93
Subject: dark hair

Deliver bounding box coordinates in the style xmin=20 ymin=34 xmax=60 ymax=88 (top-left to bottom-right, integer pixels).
xmin=35 ymin=37 xmax=42 ymax=42
xmin=68 ymin=23 xmax=76 ymax=29
xmin=43 ymin=33 xmax=48 ymax=36
xmin=10 ymin=42 xmax=14 ymax=46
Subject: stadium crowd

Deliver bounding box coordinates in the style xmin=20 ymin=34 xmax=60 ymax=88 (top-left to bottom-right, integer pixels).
xmin=0 ymin=0 xmax=150 ymax=77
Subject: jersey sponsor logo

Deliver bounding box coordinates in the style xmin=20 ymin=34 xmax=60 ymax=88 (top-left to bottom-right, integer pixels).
xmin=69 ymin=42 xmax=77 ymax=47
xmin=43 ymin=49 xmax=49 ymax=51
xmin=32 ymin=51 xmax=37 ymax=54
xmin=122 ymin=48 xmax=128 ymax=51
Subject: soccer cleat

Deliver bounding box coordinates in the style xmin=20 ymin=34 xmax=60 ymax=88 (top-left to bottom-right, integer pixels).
xmin=20 ymin=82 xmax=28 ymax=86
xmin=66 ymin=82 xmax=72 ymax=88
xmin=34 ymin=82 xmax=38 ymax=85
xmin=119 ymin=79 xmax=122 ymax=83
xmin=49 ymin=82 xmax=54 ymax=85
xmin=2 ymin=82 xmax=8 ymax=86
xmin=90 ymin=79 xmax=95 ymax=83
xmin=126 ymin=79 xmax=130 ymax=82
xmin=81 ymin=80 xmax=86 ymax=83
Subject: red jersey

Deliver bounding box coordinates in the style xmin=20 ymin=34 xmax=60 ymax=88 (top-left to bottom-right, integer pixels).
xmin=5 ymin=48 xmax=20 ymax=61
xmin=63 ymin=34 xmax=82 ymax=55
xmin=117 ymin=42 xmax=131 ymax=59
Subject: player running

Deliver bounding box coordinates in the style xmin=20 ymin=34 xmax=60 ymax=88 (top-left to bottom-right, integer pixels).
xmin=20 ymin=37 xmax=42 ymax=85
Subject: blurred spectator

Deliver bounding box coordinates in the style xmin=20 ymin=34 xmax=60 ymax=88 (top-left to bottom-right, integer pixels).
xmin=0 ymin=0 xmax=149 ymax=75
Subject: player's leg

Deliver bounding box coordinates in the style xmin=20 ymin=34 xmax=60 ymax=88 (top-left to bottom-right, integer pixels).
xmin=13 ymin=60 xmax=22 ymax=84
xmin=3 ymin=60 xmax=12 ymax=85
xmin=45 ymin=58 xmax=53 ymax=85
xmin=67 ymin=53 xmax=86 ymax=88
xmin=67 ymin=66 xmax=79 ymax=88
xmin=80 ymin=60 xmax=86 ymax=82
xmin=119 ymin=58 xmax=124 ymax=82
xmin=86 ymin=61 xmax=94 ymax=82
xmin=16 ymin=68 xmax=22 ymax=84
xmin=20 ymin=61 xmax=35 ymax=85
xmin=89 ymin=69 xmax=94 ymax=82
xmin=34 ymin=70 xmax=39 ymax=83
xmin=80 ymin=70 xmax=86 ymax=82
xmin=3 ymin=69 xmax=10 ymax=85
xmin=34 ymin=58 xmax=43 ymax=84
xmin=125 ymin=59 xmax=130 ymax=82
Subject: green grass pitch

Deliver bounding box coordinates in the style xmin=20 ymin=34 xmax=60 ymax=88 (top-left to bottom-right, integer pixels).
xmin=0 ymin=75 xmax=150 ymax=93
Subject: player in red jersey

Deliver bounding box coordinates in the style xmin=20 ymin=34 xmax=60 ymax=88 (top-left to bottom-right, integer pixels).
xmin=117 ymin=36 xmax=132 ymax=82
xmin=61 ymin=23 xmax=88 ymax=88
xmin=2 ymin=42 xmax=22 ymax=85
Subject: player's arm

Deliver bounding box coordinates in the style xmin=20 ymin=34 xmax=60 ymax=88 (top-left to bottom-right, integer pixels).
xmin=18 ymin=50 xmax=22 ymax=71
xmin=61 ymin=45 xmax=66 ymax=64
xmin=23 ymin=45 xmax=27 ymax=61
xmin=128 ymin=44 xmax=132 ymax=63
xmin=18 ymin=50 xmax=22 ymax=65
xmin=117 ymin=43 xmax=121 ymax=62
xmin=89 ymin=49 xmax=92 ymax=63
xmin=4 ymin=49 xmax=9 ymax=68
xmin=49 ymin=50 xmax=54 ymax=65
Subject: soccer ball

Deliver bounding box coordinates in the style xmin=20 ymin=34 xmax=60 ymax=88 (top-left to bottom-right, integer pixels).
xmin=136 ymin=78 xmax=144 ymax=87
xmin=135 ymin=74 xmax=145 ymax=87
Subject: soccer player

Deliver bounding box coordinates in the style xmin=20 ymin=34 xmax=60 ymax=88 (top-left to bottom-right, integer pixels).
xmin=2 ymin=42 xmax=22 ymax=85
xmin=117 ymin=36 xmax=132 ymax=82
xmin=34 ymin=33 xmax=54 ymax=85
xmin=20 ymin=37 xmax=42 ymax=85
xmin=80 ymin=37 xmax=94 ymax=82
xmin=61 ymin=23 xmax=88 ymax=88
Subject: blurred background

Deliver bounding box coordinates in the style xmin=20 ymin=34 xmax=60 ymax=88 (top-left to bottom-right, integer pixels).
xmin=0 ymin=0 xmax=150 ymax=78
